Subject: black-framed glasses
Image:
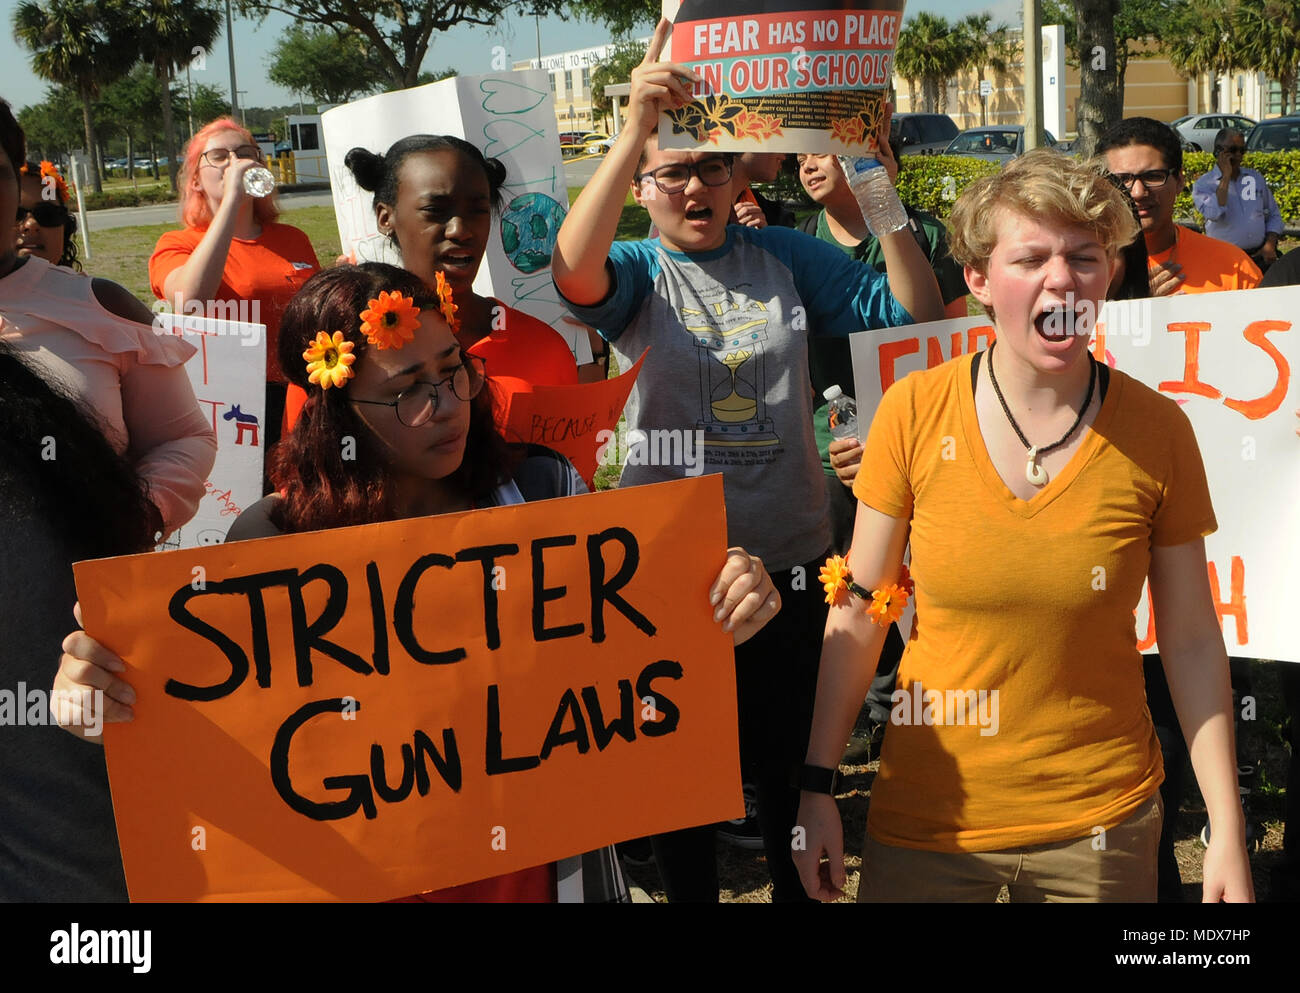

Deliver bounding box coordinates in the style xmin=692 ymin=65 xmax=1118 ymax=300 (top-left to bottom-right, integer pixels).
xmin=16 ymin=202 xmax=70 ymax=226
xmin=1109 ymin=168 xmax=1176 ymax=191
xmin=635 ymin=156 xmax=733 ymax=194
xmin=1215 ymin=145 xmax=1246 ymax=156
xmin=200 ymin=145 xmax=263 ymax=167
xmin=351 ymin=354 xmax=486 ymax=427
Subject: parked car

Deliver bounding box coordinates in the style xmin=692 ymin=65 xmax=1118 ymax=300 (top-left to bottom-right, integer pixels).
xmin=1169 ymin=113 xmax=1256 ymax=152
xmin=943 ymin=126 xmax=1061 ymax=163
xmin=583 ymin=132 xmax=612 ymax=155
xmin=890 ymin=113 xmax=960 ymax=156
xmin=558 ymin=131 xmax=585 ymax=146
xmin=1245 ymin=115 xmax=1300 ymax=152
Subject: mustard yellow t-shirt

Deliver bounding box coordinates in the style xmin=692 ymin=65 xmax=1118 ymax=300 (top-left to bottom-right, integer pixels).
xmin=854 ymin=353 xmax=1217 ymax=852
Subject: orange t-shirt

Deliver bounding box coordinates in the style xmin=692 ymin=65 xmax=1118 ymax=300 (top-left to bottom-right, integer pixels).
xmin=854 ymin=353 xmax=1216 ymax=852
xmin=149 ymin=223 xmax=321 ymax=382
xmin=1148 ymin=225 xmax=1261 ymax=294
xmin=467 ymin=302 xmax=578 ymax=386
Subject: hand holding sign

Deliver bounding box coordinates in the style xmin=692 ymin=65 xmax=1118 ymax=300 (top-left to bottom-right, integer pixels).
xmin=628 ymin=17 xmax=702 ymax=140
xmin=710 ymin=547 xmax=781 ymax=644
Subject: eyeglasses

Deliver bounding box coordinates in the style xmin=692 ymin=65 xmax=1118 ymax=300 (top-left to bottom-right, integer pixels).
xmin=1109 ymin=168 xmax=1176 ymax=191
xmin=1215 ymin=145 xmax=1246 ymax=156
xmin=200 ymin=145 xmax=263 ymax=167
xmin=16 ymin=203 xmax=70 ymax=226
xmin=635 ymin=156 xmax=733 ymax=194
xmin=350 ymin=354 xmax=486 ymax=427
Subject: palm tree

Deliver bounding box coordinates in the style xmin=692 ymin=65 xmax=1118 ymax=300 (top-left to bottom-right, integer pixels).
xmin=895 ymin=13 xmax=966 ymax=114
xmin=1233 ymin=0 xmax=1300 ymax=115
xmin=12 ymin=0 xmax=125 ymax=192
xmin=114 ymin=1 xmax=223 ymax=192
xmin=959 ymin=13 xmax=1017 ymax=126
xmin=893 ymin=23 xmax=923 ymax=112
xmin=1165 ymin=0 xmax=1244 ymax=112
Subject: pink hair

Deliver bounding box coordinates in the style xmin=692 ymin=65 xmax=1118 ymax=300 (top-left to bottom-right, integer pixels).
xmin=179 ymin=117 xmax=280 ymax=229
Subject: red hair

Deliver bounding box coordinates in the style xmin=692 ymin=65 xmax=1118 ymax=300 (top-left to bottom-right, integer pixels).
xmin=179 ymin=117 xmax=280 ymax=229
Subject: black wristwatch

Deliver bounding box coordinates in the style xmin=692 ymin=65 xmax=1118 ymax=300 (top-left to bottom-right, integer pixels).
xmin=796 ymin=764 xmax=841 ymax=795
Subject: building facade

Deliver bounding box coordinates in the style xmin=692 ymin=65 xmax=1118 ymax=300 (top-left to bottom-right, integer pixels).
xmin=514 ymin=39 xmax=649 ymax=135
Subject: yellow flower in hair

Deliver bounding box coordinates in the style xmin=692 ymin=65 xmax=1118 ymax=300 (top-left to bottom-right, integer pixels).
xmin=434 ymin=270 xmax=459 ymax=335
xmin=360 ymin=290 xmax=421 ymax=350
xmin=819 ymin=554 xmax=853 ymax=607
xmin=303 ymin=331 xmax=356 ymax=389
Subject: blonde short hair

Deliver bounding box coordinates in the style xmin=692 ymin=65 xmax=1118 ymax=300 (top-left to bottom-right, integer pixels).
xmin=946 ymin=149 xmax=1139 ymax=273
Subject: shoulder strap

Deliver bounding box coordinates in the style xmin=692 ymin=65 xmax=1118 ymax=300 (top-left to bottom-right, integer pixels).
xmin=511 ymin=444 xmax=578 ymax=502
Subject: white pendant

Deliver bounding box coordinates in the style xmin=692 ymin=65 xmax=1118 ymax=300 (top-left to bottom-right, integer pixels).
xmin=1025 ymin=446 xmax=1049 ymax=486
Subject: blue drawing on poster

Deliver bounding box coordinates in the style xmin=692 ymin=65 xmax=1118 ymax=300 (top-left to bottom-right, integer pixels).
xmin=499 ymin=192 xmax=567 ymax=274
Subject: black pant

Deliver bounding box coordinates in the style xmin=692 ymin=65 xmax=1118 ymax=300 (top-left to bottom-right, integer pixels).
xmin=827 ymin=472 xmax=903 ymax=725
xmin=649 ymin=554 xmax=829 ymax=902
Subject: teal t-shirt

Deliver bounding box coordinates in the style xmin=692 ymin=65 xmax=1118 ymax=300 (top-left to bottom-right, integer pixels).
xmin=804 ymin=207 xmax=967 ymax=474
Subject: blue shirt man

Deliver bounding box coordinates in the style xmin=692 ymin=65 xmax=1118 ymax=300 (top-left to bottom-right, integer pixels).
xmin=1191 ymin=128 xmax=1283 ymax=268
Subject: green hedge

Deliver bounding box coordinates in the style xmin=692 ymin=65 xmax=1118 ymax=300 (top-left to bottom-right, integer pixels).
xmin=81 ymin=185 xmax=178 ymax=210
xmin=888 ymin=151 xmax=1300 ymax=226
xmin=894 ymin=156 xmax=1002 ymax=219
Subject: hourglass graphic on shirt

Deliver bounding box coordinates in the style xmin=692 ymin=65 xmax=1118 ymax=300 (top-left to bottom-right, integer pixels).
xmin=682 ymin=294 xmax=778 ymax=446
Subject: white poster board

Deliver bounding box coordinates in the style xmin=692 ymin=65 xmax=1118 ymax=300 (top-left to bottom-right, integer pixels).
xmin=849 ymin=288 xmax=1299 ymax=663
xmin=157 ymin=313 xmax=266 ymax=551
xmin=320 ymin=73 xmax=592 ymax=364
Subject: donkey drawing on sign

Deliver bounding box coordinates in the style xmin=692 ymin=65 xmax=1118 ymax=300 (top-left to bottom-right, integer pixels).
xmin=223 ymin=404 xmax=259 ymax=446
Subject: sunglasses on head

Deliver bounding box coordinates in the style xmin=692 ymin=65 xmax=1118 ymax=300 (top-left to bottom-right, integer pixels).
xmin=16 ymin=202 xmax=70 ymax=227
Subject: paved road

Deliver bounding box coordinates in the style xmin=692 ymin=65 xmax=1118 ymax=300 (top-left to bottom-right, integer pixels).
xmin=84 ymin=159 xmax=603 ymax=231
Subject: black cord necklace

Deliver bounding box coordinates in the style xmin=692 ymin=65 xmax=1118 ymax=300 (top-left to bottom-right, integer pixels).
xmin=986 ymin=341 xmax=1097 ymax=487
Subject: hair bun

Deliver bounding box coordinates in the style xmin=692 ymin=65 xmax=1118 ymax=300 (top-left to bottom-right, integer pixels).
xmin=484 ymin=156 xmax=508 ymax=191
xmin=344 ymin=147 xmax=385 ymax=191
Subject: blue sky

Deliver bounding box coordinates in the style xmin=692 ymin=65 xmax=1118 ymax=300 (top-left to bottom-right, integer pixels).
xmin=1 ymin=0 xmax=1023 ymax=113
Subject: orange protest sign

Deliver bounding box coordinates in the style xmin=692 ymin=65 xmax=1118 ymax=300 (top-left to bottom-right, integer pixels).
xmin=490 ymin=349 xmax=646 ymax=487
xmin=72 ymin=475 xmax=739 ymax=902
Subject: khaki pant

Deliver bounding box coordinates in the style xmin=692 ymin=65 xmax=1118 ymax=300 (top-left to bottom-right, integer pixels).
xmin=859 ymin=794 xmax=1163 ymax=903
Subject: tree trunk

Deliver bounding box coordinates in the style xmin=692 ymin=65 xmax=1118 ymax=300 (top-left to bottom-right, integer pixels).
xmin=923 ymin=77 xmax=939 ymax=113
xmin=160 ymin=64 xmax=179 ymax=192
xmin=149 ymin=138 xmax=158 ymax=182
xmin=79 ymin=83 xmax=103 ymax=194
xmin=1072 ymin=0 xmax=1122 ymax=160
xmin=128 ymin=132 xmax=137 ymax=190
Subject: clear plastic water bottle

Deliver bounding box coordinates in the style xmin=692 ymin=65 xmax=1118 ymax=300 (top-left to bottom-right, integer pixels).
xmin=836 ymin=155 xmax=908 ymax=236
xmin=823 ymin=384 xmax=859 ymax=441
xmin=242 ymin=166 xmax=276 ymax=198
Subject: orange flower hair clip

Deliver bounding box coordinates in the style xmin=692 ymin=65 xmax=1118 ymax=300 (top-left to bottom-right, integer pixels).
xmin=433 ymin=270 xmax=459 ymax=335
xmin=360 ymin=290 xmax=421 ymax=350
xmin=303 ymin=330 xmax=356 ymax=389
xmin=819 ymin=555 xmax=914 ymax=627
